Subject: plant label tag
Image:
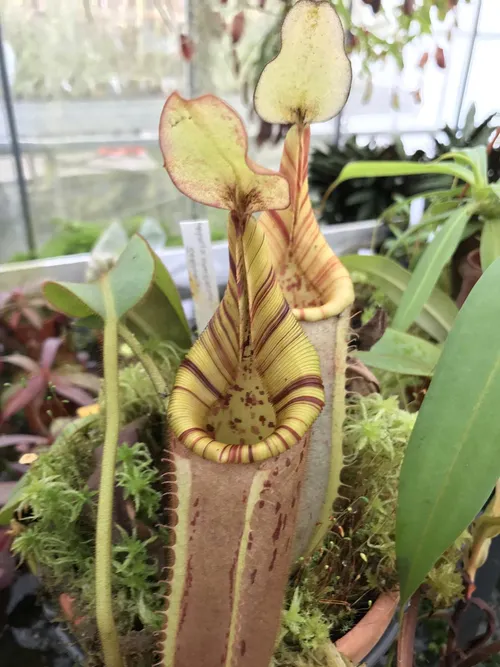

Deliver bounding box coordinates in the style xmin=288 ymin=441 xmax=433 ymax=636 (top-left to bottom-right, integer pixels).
xmin=180 ymin=220 xmax=220 ymax=333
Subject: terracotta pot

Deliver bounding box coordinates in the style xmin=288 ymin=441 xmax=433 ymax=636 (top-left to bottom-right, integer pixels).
xmin=335 ymin=591 xmax=400 ymax=665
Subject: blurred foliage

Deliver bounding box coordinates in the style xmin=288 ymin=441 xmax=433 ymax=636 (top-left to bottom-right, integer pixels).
xmin=240 ymin=0 xmax=472 ymax=139
xmin=310 ymin=105 xmax=497 ymax=224
xmin=310 ymin=136 xmax=427 ymax=224
xmin=3 ymin=0 xmax=183 ymax=100
xmin=8 ymin=218 xmax=228 ymax=263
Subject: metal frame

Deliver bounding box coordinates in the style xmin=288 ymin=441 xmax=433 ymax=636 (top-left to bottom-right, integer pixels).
xmin=0 ymin=19 xmax=35 ymax=253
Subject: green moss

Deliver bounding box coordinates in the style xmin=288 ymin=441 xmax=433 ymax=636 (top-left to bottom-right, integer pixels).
xmin=12 ymin=367 xmax=467 ymax=666
xmin=274 ymin=393 xmax=470 ymax=663
xmin=100 ymin=350 xmax=182 ymax=424
xmin=116 ymin=442 xmax=161 ymax=521
xmin=10 ymin=353 xmax=181 ymax=662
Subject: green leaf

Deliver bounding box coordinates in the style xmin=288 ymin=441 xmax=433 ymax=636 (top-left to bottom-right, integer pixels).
xmin=392 ymin=204 xmax=475 ymax=333
xmin=44 ymin=236 xmax=155 ymax=320
xmin=381 ymin=187 xmax=464 ymax=223
xmin=396 ymin=258 xmax=500 ymax=605
xmin=455 ymin=147 xmax=488 ymax=185
xmin=342 ymin=255 xmax=458 ymax=343
xmin=480 ymin=220 xmax=500 ymax=271
xmin=491 ymin=183 xmax=500 ymax=202
xmin=334 ymin=160 xmax=476 ymax=188
xmin=126 ymin=252 xmax=192 ymax=349
xmin=356 ymin=328 xmax=440 ymax=377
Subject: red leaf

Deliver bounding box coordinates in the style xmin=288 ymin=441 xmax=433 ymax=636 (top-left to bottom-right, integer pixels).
xmin=256 ymin=121 xmax=273 ymax=147
xmin=259 ymin=0 xmax=267 ymax=7
xmin=0 ymin=354 xmax=39 ymax=374
xmin=361 ymin=0 xmax=381 ymax=12
xmin=0 ymin=434 xmax=49 ymax=449
xmin=21 ymin=307 xmax=43 ymax=330
xmin=403 ymin=0 xmax=415 ymax=15
xmin=435 ymin=46 xmax=446 ymax=68
xmin=418 ymin=52 xmax=429 ymax=68
xmin=39 ymin=337 xmax=64 ymax=369
xmin=8 ymin=311 xmax=21 ymax=330
xmin=220 ymin=0 xmax=228 ymax=4
xmin=180 ymin=34 xmax=194 ymax=61
xmin=232 ymin=46 xmax=240 ymax=76
xmin=231 ymin=11 xmax=245 ymax=45
xmin=52 ymin=380 xmax=95 ymax=406
xmin=347 ymin=32 xmax=359 ymax=50
xmin=2 ymin=375 xmax=47 ymax=422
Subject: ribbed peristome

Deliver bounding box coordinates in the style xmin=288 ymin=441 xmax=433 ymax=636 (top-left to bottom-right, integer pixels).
xmin=168 ymin=212 xmax=324 ymax=464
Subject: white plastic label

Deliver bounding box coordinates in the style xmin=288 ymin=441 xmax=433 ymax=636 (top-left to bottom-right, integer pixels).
xmin=180 ymin=220 xmax=220 ymax=332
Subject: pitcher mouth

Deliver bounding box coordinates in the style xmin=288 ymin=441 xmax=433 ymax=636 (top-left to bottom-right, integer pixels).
xmin=287 ymin=266 xmax=355 ymax=322
xmin=169 ymin=355 xmax=324 ymax=464
xmin=258 ymin=125 xmax=354 ymax=323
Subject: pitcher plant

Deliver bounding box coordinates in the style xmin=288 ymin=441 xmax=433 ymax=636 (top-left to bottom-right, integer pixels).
xmin=255 ymin=0 xmax=355 ymax=559
xmin=159 ymin=92 xmax=325 ymax=667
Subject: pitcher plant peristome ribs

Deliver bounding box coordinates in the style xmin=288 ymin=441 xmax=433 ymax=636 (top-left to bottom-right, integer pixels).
xmin=159 ymin=92 xmax=324 ymax=667
xmin=255 ymin=0 xmax=355 ymax=560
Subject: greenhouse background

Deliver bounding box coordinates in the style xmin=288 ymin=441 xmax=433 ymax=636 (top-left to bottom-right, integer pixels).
xmin=0 ymin=0 xmax=499 ymax=262
xmin=1 ymin=3 xmax=500 ymax=666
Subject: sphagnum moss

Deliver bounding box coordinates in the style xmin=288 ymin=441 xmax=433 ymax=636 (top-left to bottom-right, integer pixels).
xmin=11 ymin=385 xmax=468 ymax=666
xmin=273 ymin=393 xmax=470 ymax=665
xmin=10 ymin=357 xmax=180 ymax=665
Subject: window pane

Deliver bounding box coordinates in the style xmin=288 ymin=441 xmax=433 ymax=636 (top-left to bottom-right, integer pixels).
xmin=2 ymin=0 xmax=191 ymax=260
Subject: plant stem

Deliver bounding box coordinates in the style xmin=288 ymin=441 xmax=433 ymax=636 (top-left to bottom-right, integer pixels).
xmin=95 ymin=277 xmax=124 ymax=667
xmin=118 ymin=324 xmax=168 ymax=401
xmin=397 ymin=588 xmax=420 ymax=667
xmin=455 ymin=640 xmax=500 ymax=667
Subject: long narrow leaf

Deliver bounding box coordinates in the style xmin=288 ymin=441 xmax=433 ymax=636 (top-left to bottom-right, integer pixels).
xmin=342 ymin=255 xmax=458 ymax=342
xmin=392 ymin=204 xmax=475 ymax=333
xmin=386 ymin=215 xmax=447 ymax=258
xmin=454 ymin=147 xmax=488 ymax=185
xmin=51 ymin=379 xmax=96 ymax=406
xmin=381 ymin=187 xmax=464 ymax=222
xmin=39 ymin=337 xmax=64 ymax=369
xmin=480 ymin=220 xmax=500 ymax=270
xmin=356 ymin=328 xmax=440 ymax=377
xmin=396 ymin=258 xmax=500 ymax=605
xmin=334 ymin=160 xmax=476 ymax=188
xmin=1 ymin=375 xmax=47 ymax=422
xmin=0 ymin=354 xmax=39 ymax=374
xmin=0 ymin=434 xmax=49 ymax=448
